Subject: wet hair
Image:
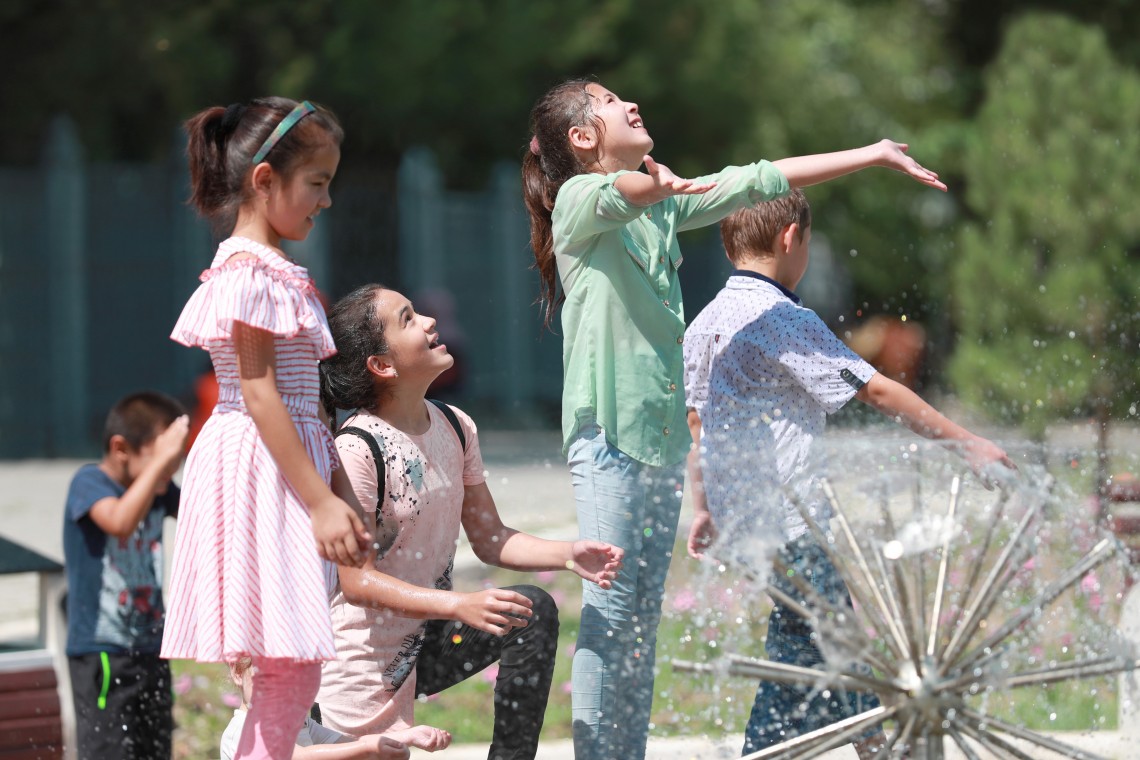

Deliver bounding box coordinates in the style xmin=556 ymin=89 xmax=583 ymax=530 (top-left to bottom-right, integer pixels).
xmin=720 ymin=188 xmax=812 ymax=266
xmin=522 ymin=78 xmax=601 ymax=329
xmin=319 ymin=284 xmax=390 ymax=425
xmin=102 ymin=391 xmax=186 ymax=453
xmin=184 ymin=96 xmax=344 ymax=234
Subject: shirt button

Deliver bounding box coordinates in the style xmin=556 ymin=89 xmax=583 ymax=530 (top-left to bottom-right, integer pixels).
xmin=659 ymin=255 xmax=665 ymax=264
xmin=663 ymin=427 xmax=671 ymax=436
xmin=668 ymin=383 xmax=677 ymax=392
xmin=663 ymin=299 xmax=670 ymax=307
xmin=676 ymin=337 xmax=683 ymax=344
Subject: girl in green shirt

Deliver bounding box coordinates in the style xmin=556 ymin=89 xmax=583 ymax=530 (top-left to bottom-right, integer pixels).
xmin=522 ymin=78 xmax=944 ymax=760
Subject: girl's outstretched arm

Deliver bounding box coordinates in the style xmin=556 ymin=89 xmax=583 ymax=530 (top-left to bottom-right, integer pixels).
xmin=234 ymin=322 xmax=370 ymax=566
xmin=855 ymin=373 xmax=1016 ymax=486
xmin=461 ymin=482 xmax=624 ymax=586
xmin=338 ymin=508 xmax=537 ymax=637
xmin=613 ymin=154 xmax=718 ymax=206
xmin=773 ymin=139 xmax=946 ymax=191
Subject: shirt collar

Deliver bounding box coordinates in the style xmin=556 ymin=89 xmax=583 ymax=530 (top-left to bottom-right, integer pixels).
xmin=729 ymin=269 xmax=801 ymax=305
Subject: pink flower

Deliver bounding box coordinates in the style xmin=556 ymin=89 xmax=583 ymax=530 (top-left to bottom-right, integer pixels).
xmin=561 ymin=680 xmax=573 ymax=695
xmin=671 ymin=588 xmax=697 ymax=613
xmin=174 ymin=674 xmax=193 ymax=695
xmin=221 ymin=692 xmax=242 ymax=709
xmin=565 ymin=643 xmax=576 ymax=657
xmin=482 ymin=664 xmax=500 ymax=684
xmin=536 ymin=571 xmax=556 ymax=583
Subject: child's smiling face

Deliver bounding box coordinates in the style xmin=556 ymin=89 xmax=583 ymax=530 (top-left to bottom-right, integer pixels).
xmin=583 ymin=83 xmax=654 ymax=169
xmin=371 ymin=289 xmax=454 ymax=386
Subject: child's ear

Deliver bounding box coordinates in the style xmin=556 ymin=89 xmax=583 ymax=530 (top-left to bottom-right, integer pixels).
xmin=366 ymin=355 xmax=398 ymax=380
xmin=107 ymin=434 xmax=131 ymax=460
xmin=779 ymin=223 xmax=800 ymax=254
xmin=250 ymin=162 xmax=275 ymax=199
xmin=568 ymin=125 xmax=597 ymax=151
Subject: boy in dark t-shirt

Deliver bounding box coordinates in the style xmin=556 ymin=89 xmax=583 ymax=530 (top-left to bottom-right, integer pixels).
xmin=63 ymin=391 xmax=188 ymax=760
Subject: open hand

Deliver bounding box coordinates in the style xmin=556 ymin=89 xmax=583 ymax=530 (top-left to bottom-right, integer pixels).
xmin=310 ymin=495 xmax=372 ymax=567
xmin=875 ymin=139 xmax=947 ymax=192
xmin=568 ymin=540 xmax=624 ymax=588
xmin=644 ymin=155 xmax=718 ymax=196
xmin=454 ymin=588 xmax=533 ymax=636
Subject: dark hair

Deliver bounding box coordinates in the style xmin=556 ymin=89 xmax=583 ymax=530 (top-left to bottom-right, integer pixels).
xmin=185 ymin=96 xmax=344 ymax=234
xmin=103 ymin=391 xmax=186 ymax=452
xmin=522 ymin=79 xmax=600 ymax=329
xmin=319 ymin=284 xmax=389 ymax=425
xmin=720 ymin=188 xmax=812 ymax=266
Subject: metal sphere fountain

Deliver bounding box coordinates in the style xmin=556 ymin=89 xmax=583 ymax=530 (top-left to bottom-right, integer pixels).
xmin=674 ymin=473 xmax=1139 ymax=759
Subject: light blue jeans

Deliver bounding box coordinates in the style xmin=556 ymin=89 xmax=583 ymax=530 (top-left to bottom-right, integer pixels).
xmin=568 ymin=422 xmax=684 ymax=760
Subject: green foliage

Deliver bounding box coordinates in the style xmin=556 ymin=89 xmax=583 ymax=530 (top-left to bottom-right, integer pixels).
xmin=949 ymin=12 xmax=1140 ymax=437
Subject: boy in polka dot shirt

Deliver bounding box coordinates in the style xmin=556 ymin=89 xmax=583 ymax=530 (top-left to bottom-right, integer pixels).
xmin=682 ymin=188 xmax=1015 ymax=757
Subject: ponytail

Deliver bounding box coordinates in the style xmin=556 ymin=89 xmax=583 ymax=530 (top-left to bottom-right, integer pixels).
xmin=523 ymin=79 xmax=597 ymax=330
xmin=319 ymin=284 xmax=389 ymax=428
xmin=184 ymin=97 xmax=344 ymax=234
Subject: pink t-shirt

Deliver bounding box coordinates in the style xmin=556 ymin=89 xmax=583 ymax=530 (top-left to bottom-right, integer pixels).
xmin=316 ymin=402 xmax=484 ymax=737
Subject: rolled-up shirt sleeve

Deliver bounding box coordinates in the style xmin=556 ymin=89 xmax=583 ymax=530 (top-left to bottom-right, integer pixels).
xmin=676 ymin=161 xmax=790 ymax=232
xmin=553 ymin=170 xmax=646 ymax=246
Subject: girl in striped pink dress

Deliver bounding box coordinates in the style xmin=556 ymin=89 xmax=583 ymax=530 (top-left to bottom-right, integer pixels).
xmin=161 ymin=97 xmax=384 ymax=760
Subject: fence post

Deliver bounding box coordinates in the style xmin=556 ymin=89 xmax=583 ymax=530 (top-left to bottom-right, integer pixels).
xmin=43 ymin=116 xmax=88 ymax=456
xmin=490 ymin=161 xmax=532 ymax=413
xmin=397 ymin=147 xmax=443 ymax=293
xmin=168 ymin=127 xmax=212 ymax=385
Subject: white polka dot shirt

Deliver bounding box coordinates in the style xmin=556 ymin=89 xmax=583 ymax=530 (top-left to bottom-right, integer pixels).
xmin=683 ymin=271 xmax=876 ymax=543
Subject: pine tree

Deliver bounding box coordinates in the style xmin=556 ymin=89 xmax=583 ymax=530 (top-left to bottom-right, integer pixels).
xmin=949 ymin=13 xmax=1140 ymax=498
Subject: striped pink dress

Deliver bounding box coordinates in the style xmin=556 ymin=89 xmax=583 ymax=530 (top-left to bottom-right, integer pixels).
xmin=161 ymin=236 xmax=339 ymax=663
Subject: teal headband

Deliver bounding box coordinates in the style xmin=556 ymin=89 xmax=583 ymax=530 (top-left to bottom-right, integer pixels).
xmin=251 ymin=101 xmax=316 ymax=164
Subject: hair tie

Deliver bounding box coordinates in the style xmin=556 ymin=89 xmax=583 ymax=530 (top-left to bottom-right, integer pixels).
xmin=252 ymin=100 xmax=316 ymax=165
xmin=529 ymin=135 xmax=541 ymax=156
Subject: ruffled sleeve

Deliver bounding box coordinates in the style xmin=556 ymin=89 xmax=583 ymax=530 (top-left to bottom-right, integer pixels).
xmin=171 ymin=259 xmax=337 ymax=358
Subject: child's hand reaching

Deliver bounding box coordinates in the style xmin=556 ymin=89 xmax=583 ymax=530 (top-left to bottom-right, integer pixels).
xmin=874 ymin=139 xmax=947 ymax=192
xmin=310 ymin=495 xmax=372 ymax=567
xmin=382 ymin=725 xmax=452 ymax=753
xmin=453 ymin=588 xmax=534 ymax=636
xmin=961 ymin=436 xmax=1018 ymax=490
xmin=687 ymin=510 xmax=718 ymax=561
xmin=643 ymin=155 xmax=717 ymax=196
xmin=567 ymin=541 xmax=625 ymax=588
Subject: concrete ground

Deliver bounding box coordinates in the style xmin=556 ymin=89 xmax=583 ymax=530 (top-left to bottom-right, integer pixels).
xmin=2 ymin=422 xmax=1138 ymax=757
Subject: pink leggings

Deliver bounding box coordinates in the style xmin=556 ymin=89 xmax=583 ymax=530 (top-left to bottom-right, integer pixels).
xmin=235 ymin=658 xmax=322 ymax=759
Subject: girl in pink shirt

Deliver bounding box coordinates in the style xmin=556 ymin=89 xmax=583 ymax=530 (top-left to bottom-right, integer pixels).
xmin=317 ymin=284 xmax=624 ymax=759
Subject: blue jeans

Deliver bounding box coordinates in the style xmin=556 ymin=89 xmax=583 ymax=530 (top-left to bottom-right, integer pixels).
xmin=568 ymin=423 xmax=684 ymax=760
xmin=742 ymin=537 xmax=881 ymax=754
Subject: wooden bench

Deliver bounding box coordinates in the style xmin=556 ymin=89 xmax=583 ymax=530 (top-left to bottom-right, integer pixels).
xmin=0 ymin=537 xmax=68 ymax=759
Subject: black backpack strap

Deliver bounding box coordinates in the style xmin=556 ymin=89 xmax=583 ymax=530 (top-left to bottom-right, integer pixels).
xmin=334 ymin=426 xmax=385 ymax=504
xmin=428 ymin=399 xmax=466 ymax=452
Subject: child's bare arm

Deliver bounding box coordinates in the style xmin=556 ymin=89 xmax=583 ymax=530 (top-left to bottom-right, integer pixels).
xmin=88 ymin=416 xmax=189 ymax=538
xmin=338 ymin=535 xmax=536 ymax=637
xmin=293 ymin=735 xmax=410 ymax=759
xmin=855 ymin=373 xmax=1015 ymax=484
xmin=614 ymin=155 xmax=717 ymax=206
xmin=460 ymin=482 xmax=624 ymax=586
xmin=773 ymin=139 xmax=946 ymax=191
xmin=234 ymin=322 xmax=369 ymax=566
xmin=685 ymin=409 xmax=717 ymax=560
